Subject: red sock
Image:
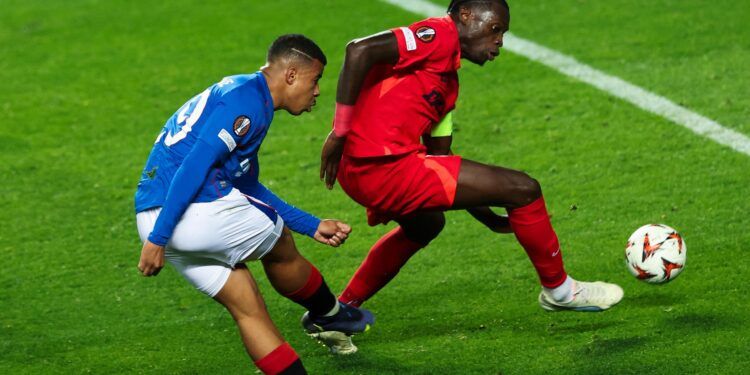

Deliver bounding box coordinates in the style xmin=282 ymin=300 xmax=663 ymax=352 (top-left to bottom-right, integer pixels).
xmin=283 ymin=264 xmax=336 ymax=317
xmin=285 ymin=264 xmax=323 ymax=301
xmin=254 ymin=342 xmax=303 ymax=375
xmin=339 ymin=227 xmax=424 ymax=307
xmin=508 ymin=197 xmax=567 ymax=288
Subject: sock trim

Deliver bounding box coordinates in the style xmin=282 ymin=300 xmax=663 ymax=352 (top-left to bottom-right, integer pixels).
xmin=284 ymin=264 xmax=323 ymax=301
xmin=544 ymin=275 xmax=573 ymax=302
xmin=543 ymin=270 xmax=568 ymax=289
xmin=508 ymin=197 xmax=549 ymax=226
xmin=254 ymin=342 xmax=299 ymax=375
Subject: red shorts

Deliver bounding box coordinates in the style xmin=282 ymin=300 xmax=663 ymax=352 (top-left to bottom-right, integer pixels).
xmin=338 ymin=152 xmax=462 ymax=226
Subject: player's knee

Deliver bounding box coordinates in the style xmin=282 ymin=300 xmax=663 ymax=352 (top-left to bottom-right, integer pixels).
xmin=423 ymin=215 xmax=446 ymax=242
xmin=262 ymin=227 xmax=299 ymax=265
xmin=226 ymin=302 xmax=270 ymax=322
xmin=510 ymin=173 xmax=542 ymax=207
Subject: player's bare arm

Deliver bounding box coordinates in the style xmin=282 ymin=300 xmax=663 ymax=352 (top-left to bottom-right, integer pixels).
xmin=422 ymin=134 xmax=453 ymax=156
xmin=335 ymin=31 xmax=399 ymax=105
xmin=466 ymin=207 xmax=512 ymax=233
xmin=320 ymin=31 xmax=400 ymax=189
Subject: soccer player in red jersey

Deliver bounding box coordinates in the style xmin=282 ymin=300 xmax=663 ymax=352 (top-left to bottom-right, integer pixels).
xmin=318 ymin=0 xmax=623 ymax=352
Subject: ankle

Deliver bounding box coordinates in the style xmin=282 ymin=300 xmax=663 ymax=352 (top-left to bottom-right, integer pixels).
xmin=320 ymin=301 xmax=341 ymax=317
xmin=543 ymin=276 xmax=575 ymax=302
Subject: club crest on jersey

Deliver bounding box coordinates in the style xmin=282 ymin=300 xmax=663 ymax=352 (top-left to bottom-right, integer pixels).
xmin=423 ymin=89 xmax=446 ymax=113
xmin=233 ymin=116 xmax=251 ymax=136
xmin=416 ymin=26 xmax=436 ymax=43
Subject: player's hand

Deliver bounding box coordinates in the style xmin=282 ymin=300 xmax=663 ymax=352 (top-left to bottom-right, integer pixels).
xmin=467 ymin=207 xmax=513 ymax=234
xmin=483 ymin=214 xmax=512 ymax=234
xmin=320 ymin=131 xmax=345 ymax=190
xmin=137 ymin=240 xmax=165 ymax=276
xmin=313 ymin=219 xmax=352 ymax=247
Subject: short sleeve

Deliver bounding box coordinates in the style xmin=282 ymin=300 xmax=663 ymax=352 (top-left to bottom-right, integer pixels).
xmin=391 ymin=18 xmax=458 ymax=72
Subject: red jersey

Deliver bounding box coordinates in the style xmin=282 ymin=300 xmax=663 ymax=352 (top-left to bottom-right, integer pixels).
xmin=343 ymin=16 xmax=461 ymax=158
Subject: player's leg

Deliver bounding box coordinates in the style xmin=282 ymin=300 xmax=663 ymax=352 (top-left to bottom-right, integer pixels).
xmin=261 ymin=227 xmax=374 ymax=354
xmin=452 ymin=159 xmax=623 ymax=311
xmin=260 ymin=227 xmax=339 ymax=317
xmin=151 ymin=244 xmax=306 ymax=373
xmin=339 ymin=211 xmax=445 ymax=307
xmin=453 ymin=159 xmax=566 ymax=286
xmin=137 ymin=194 xmax=306 ymax=372
xmin=213 ymin=264 xmax=306 ymax=374
xmin=160 ymin=242 xmax=307 ymax=373
xmin=452 ymin=159 xmax=541 ymax=208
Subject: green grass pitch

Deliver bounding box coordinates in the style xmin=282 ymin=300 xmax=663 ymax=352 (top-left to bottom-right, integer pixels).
xmin=1 ymin=0 xmax=748 ymax=373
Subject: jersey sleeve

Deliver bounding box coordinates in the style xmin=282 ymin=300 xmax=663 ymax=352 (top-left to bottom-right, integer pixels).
xmin=147 ymin=131 xmax=228 ymax=245
xmin=147 ymin=101 xmax=257 ymax=246
xmin=391 ymin=19 xmax=456 ymax=72
xmin=233 ymin=157 xmax=321 ymax=238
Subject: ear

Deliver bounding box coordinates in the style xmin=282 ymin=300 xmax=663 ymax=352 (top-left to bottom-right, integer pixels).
xmin=459 ymin=6 xmax=473 ymax=24
xmin=285 ymin=66 xmax=298 ymax=85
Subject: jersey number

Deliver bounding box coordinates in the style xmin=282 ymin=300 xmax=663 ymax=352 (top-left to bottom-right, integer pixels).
xmin=163 ymin=88 xmax=211 ymax=146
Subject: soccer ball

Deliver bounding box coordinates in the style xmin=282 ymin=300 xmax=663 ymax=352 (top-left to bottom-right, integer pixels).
xmin=625 ymin=224 xmax=686 ymax=284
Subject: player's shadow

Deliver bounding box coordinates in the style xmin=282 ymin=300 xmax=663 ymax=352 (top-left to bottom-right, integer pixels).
xmin=661 ymin=312 xmax=736 ymax=332
xmin=366 ymin=306 xmax=624 ymax=343
xmin=572 ymin=336 xmax=653 ymax=374
xmin=321 ymin=352 xmax=422 ymax=374
xmin=580 ymin=335 xmax=647 ymax=355
xmin=626 ymin=292 xmax=682 ymax=307
xmin=544 ymin=320 xmax=621 ymax=335
xmin=365 ymin=285 xmax=629 ymax=342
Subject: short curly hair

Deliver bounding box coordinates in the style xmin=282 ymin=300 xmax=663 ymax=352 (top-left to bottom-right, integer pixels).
xmin=448 ymin=0 xmax=509 ymax=15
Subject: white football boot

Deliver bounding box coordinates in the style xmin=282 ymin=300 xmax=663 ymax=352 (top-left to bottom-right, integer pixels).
xmin=539 ymin=280 xmax=624 ymax=312
xmin=308 ymin=331 xmax=358 ymax=355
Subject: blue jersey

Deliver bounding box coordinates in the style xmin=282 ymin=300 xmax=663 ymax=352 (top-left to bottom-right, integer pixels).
xmin=135 ymin=72 xmax=320 ymax=246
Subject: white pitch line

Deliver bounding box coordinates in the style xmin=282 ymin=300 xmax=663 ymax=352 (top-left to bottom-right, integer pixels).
xmin=380 ymin=0 xmax=750 ymax=157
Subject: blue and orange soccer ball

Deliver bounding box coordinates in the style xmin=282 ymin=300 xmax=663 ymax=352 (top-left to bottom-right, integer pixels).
xmin=625 ymin=224 xmax=686 ymax=284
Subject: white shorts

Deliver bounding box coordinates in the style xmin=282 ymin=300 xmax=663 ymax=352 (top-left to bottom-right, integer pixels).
xmin=136 ymin=189 xmax=284 ymax=297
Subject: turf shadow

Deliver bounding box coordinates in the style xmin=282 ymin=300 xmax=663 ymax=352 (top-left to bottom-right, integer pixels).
xmin=318 ymin=352 xmax=417 ymax=375
xmin=545 ymin=320 xmax=622 ymax=335
xmin=580 ymin=335 xmax=647 ymax=355
xmin=661 ymin=312 xmax=738 ymax=332
xmin=626 ymin=292 xmax=682 ymax=307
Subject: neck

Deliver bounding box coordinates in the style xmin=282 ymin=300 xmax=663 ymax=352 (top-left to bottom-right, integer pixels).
xmin=260 ymin=65 xmax=283 ymax=111
xmin=449 ymin=14 xmax=470 ymax=59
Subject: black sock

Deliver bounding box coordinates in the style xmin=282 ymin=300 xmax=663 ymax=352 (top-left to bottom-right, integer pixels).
xmin=279 ymin=359 xmax=307 ymax=375
xmin=282 ymin=265 xmax=337 ymax=317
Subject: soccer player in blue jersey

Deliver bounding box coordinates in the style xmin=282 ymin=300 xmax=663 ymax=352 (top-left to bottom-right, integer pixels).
xmin=134 ymin=35 xmax=373 ymax=374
